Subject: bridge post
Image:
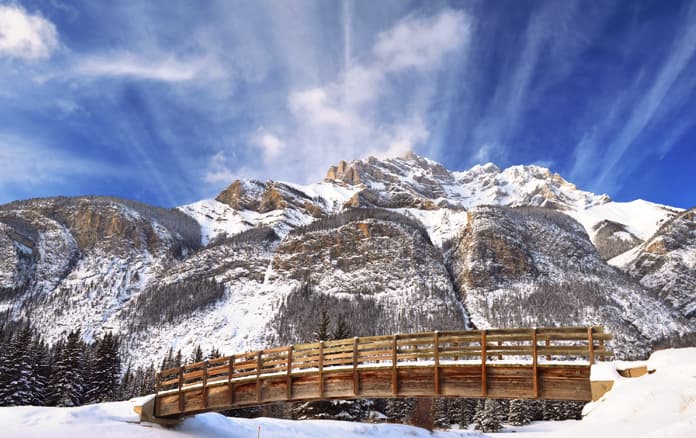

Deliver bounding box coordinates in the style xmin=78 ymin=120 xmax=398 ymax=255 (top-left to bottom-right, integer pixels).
xmin=481 ymin=330 xmax=487 ymax=397
xmin=286 ymin=346 xmax=293 ymax=399
xmin=532 ymin=328 xmax=539 ymax=398
xmin=256 ymin=351 xmax=262 ymax=402
xmin=228 ymin=355 xmax=235 ymax=405
xmin=392 ymin=334 xmax=398 ymax=395
xmin=202 ymin=360 xmax=208 ymax=409
xmin=587 ymin=327 xmax=595 ymax=365
xmin=177 ymin=366 xmax=184 ymax=413
xmin=318 ymin=341 xmax=325 ymax=398
xmin=434 ymin=331 xmax=440 ymax=395
xmin=352 ymin=337 xmax=359 ymax=395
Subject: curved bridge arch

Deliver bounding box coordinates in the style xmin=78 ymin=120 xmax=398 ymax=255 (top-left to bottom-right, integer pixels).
xmin=154 ymin=327 xmax=611 ymax=418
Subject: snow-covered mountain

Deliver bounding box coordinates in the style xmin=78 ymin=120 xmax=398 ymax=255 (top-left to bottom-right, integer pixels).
xmin=0 ymin=153 xmax=693 ymax=365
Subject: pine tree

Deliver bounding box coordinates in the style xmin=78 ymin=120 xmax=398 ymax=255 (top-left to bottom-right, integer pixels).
xmin=85 ymin=332 xmax=121 ymax=403
xmin=314 ymin=306 xmax=330 ymax=341
xmin=331 ymin=315 xmax=351 ymax=340
xmin=48 ymin=329 xmax=86 ymax=407
xmin=385 ymin=398 xmax=415 ymax=422
xmin=473 ymin=399 xmax=504 ymax=432
xmin=28 ymin=335 xmax=50 ymax=406
xmin=1 ymin=324 xmax=34 ymax=405
xmin=508 ymin=399 xmax=533 ymax=426
xmin=190 ymin=345 xmax=204 ymax=364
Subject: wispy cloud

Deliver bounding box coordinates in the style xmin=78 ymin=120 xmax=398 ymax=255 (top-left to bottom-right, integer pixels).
xmin=0 ymin=4 xmax=58 ymax=60
xmin=261 ymin=9 xmax=469 ymax=181
xmin=570 ymin=1 xmax=696 ymax=193
xmin=74 ymin=52 xmax=212 ymax=82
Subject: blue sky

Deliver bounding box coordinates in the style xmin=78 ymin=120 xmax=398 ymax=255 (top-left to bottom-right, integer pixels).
xmin=0 ymin=0 xmax=694 ymax=209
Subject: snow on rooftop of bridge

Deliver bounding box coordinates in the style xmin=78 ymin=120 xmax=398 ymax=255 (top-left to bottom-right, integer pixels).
xmin=1 ymin=348 xmax=694 ymax=437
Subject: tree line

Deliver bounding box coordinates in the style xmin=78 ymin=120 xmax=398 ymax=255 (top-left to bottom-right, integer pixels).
xmin=0 ymin=315 xmax=219 ymax=408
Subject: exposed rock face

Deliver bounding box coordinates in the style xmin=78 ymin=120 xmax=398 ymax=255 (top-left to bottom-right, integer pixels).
xmin=445 ymin=205 xmax=690 ymax=357
xmin=620 ymin=208 xmax=696 ymax=319
xmin=0 ymin=196 xmax=200 ymax=341
xmin=268 ymin=210 xmax=469 ymax=345
xmin=215 ymin=180 xmax=263 ymax=211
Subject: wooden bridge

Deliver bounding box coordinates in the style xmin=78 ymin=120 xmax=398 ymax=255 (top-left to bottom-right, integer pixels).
xmin=152 ymin=327 xmax=611 ymax=419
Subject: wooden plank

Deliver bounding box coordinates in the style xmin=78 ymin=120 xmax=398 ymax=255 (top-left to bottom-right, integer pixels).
xmin=392 ymin=335 xmax=398 ymax=395
xmin=481 ymin=331 xmax=487 ymax=397
xmin=545 ymin=338 xmax=551 ymax=360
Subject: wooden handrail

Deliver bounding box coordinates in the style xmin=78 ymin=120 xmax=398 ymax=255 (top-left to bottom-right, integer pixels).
xmin=155 ymin=327 xmax=611 ymax=395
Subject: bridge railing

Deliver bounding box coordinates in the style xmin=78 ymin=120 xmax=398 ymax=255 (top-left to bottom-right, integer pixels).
xmin=156 ymin=327 xmax=611 ymax=395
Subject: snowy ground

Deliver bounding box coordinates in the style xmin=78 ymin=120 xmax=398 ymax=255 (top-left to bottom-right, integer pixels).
xmin=1 ymin=348 xmax=694 ymax=437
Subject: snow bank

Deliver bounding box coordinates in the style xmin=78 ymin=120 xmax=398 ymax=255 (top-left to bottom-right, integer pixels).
xmin=0 ymin=397 xmax=483 ymax=437
xmin=496 ymin=348 xmax=696 ymax=438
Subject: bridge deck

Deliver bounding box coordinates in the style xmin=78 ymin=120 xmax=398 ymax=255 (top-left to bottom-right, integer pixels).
xmin=154 ymin=327 xmax=611 ymax=418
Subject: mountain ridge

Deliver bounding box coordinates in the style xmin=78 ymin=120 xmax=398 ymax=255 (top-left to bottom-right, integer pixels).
xmin=0 ymin=153 xmax=693 ymax=365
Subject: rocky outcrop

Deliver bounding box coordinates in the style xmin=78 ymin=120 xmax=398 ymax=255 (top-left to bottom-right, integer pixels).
xmin=621 ymin=208 xmax=696 ymax=319
xmin=445 ymin=205 xmax=690 ymax=357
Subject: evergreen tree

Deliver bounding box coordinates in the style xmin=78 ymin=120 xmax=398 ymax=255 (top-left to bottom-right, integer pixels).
xmin=48 ymin=329 xmax=86 ymax=407
xmin=28 ymin=335 xmax=50 ymax=406
xmin=331 ymin=315 xmax=351 ymax=340
xmin=0 ymin=324 xmax=34 ymax=405
xmin=314 ymin=306 xmax=330 ymax=341
xmin=385 ymin=398 xmax=415 ymax=422
xmin=85 ymin=332 xmax=121 ymax=403
xmin=190 ymin=345 xmax=204 ymax=364
xmin=473 ymin=399 xmax=504 ymax=432
xmin=508 ymin=399 xmax=533 ymax=426
xmin=208 ymin=347 xmax=222 ymax=360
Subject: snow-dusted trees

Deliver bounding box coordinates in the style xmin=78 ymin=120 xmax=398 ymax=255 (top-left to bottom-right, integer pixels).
xmin=472 ymin=399 xmax=505 ymax=432
xmin=85 ymin=332 xmax=121 ymax=403
xmin=48 ymin=329 xmax=87 ymax=407
xmin=128 ymin=278 xmax=226 ymax=328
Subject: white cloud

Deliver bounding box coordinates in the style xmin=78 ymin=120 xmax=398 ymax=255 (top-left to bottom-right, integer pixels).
xmin=288 ymin=88 xmax=352 ymax=127
xmin=254 ymin=132 xmax=286 ymax=163
xmin=373 ymin=10 xmax=469 ymax=72
xmin=0 ymin=4 xmax=58 ymax=60
xmin=473 ymin=143 xmax=506 ymax=164
xmin=203 ymin=151 xmax=236 ymax=184
xmin=75 ymin=52 xmax=218 ymax=82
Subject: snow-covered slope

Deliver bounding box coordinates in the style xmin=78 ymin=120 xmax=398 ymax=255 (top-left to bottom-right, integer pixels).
xmin=567 ymin=199 xmax=682 ymax=260
xmin=497 ymin=348 xmax=696 ymax=438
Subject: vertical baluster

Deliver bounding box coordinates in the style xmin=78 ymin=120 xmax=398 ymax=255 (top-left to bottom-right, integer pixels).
xmin=392 ymin=335 xmax=398 ymax=395
xmin=352 ymin=337 xmax=359 ymax=396
xmin=481 ymin=330 xmax=487 ymax=397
